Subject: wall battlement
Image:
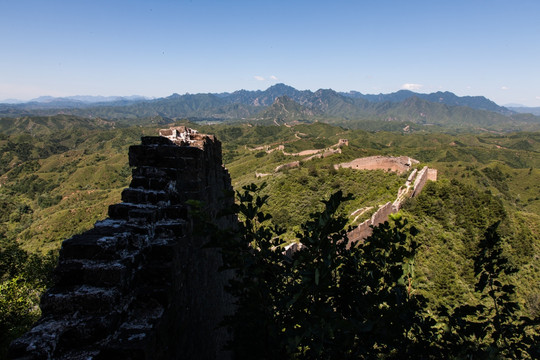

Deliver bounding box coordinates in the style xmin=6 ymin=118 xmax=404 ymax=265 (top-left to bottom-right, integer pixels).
xmin=335 ymin=156 xmax=419 ymax=174
xmin=346 ymin=165 xmax=434 ymax=246
xmin=9 ymin=128 xmax=235 ymax=360
xmin=284 ymin=165 xmax=437 ymax=254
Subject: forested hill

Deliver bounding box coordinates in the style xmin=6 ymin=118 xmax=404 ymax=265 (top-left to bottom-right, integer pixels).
xmin=2 ymin=84 xmax=540 ymax=132
xmin=343 ymin=89 xmax=511 ymax=114
xmin=1 ymin=118 xmax=539 ymax=356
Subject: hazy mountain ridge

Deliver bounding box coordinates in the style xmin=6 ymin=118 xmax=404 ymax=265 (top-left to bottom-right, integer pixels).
xmin=0 ymin=95 xmax=149 ymax=110
xmin=218 ymin=83 xmax=311 ymax=106
xmin=0 ymin=115 xmax=115 ymax=135
xmin=256 ymin=92 xmax=540 ymax=131
xmin=508 ymin=106 xmax=540 ymax=116
xmin=0 ymin=84 xmax=509 ymax=113
xmin=342 ymin=89 xmax=511 ymax=114
xmin=1 ymin=84 xmax=539 ymax=131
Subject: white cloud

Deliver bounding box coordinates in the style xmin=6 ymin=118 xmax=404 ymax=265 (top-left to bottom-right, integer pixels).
xmin=401 ymin=83 xmax=423 ymax=91
xmin=536 ymin=96 xmax=540 ymax=100
xmin=254 ymin=75 xmax=278 ymax=81
xmin=501 ymin=86 xmax=509 ymax=90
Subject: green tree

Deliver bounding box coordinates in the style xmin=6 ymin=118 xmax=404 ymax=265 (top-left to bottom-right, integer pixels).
xmin=0 ymin=240 xmax=57 ymax=358
xmin=217 ymin=183 xmax=290 ymax=359
xmin=0 ymin=277 xmax=42 ymax=355
xmin=438 ymin=222 xmax=539 ymax=359
xmin=216 ymin=184 xmax=437 ymax=359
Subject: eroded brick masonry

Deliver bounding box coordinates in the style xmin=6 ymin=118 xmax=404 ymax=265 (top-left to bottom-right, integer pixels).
xmin=9 ymin=127 xmax=235 ymax=360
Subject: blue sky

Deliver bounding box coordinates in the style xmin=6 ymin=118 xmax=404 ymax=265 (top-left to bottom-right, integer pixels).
xmin=1 ymin=0 xmax=539 ymax=106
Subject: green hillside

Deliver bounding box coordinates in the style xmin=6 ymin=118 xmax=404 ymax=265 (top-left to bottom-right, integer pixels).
xmin=1 ymin=117 xmax=539 ymax=355
xmin=0 ymin=125 xmax=156 ymax=252
xmin=1 ymin=118 xmax=538 ymax=264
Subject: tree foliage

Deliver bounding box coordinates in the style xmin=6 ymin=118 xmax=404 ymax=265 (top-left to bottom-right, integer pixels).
xmin=0 ymin=239 xmax=57 ymax=358
xmin=436 ymin=222 xmax=540 ymax=359
xmin=215 ymin=184 xmax=539 ymax=359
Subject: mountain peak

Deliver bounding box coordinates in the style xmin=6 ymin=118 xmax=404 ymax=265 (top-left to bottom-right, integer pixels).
xmin=314 ymin=88 xmax=340 ymax=97
xmin=254 ymin=95 xmax=317 ymax=125
xmin=266 ymin=83 xmax=296 ymax=92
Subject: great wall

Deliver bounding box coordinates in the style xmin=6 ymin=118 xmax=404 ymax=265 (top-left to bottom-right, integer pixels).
xmin=9 ymin=127 xmax=235 ymax=360
xmin=335 ymin=155 xmax=418 ymax=174
xmin=9 ymin=127 xmax=436 ymax=359
xmin=252 ymin=136 xmax=438 ymax=254
xmin=285 ymin=160 xmax=437 ymax=255
xmin=344 ymin=164 xmax=436 ymax=247
xmin=250 ymin=137 xmax=348 ymax=175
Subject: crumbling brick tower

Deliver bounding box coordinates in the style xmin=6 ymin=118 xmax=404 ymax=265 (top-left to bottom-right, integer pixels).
xmin=9 ymin=127 xmax=235 ymax=360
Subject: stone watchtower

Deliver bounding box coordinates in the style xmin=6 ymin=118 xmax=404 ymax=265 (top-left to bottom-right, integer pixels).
xmin=9 ymin=127 xmax=235 ymax=359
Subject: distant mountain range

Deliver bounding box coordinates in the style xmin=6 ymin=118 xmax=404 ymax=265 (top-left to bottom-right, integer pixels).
xmin=343 ymin=89 xmax=513 ymax=114
xmin=507 ymin=106 xmax=540 ymax=116
xmin=1 ymin=84 xmax=539 ymax=131
xmin=1 ymin=95 xmax=148 ymax=104
xmin=0 ymin=95 xmax=148 ymax=110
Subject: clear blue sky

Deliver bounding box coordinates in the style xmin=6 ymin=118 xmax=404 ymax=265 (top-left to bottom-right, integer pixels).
xmin=1 ymin=0 xmax=539 ymax=106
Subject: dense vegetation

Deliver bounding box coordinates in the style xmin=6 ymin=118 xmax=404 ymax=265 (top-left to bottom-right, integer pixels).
xmin=214 ymin=184 xmax=538 ymax=359
xmin=0 ymin=115 xmax=539 ymax=356
xmin=0 ymin=240 xmax=56 ymax=357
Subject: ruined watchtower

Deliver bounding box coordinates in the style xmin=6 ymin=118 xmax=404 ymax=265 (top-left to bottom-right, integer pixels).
xmin=9 ymin=127 xmax=235 ymax=359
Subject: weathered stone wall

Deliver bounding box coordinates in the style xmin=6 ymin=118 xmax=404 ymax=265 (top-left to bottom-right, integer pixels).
xmin=411 ymin=166 xmax=429 ymax=197
xmin=346 ymin=166 xmax=434 ymax=246
xmin=427 ymin=168 xmax=438 ymax=181
xmin=346 ymin=201 xmax=393 ymax=246
xmin=275 ymin=161 xmax=300 ymax=172
xmin=335 ymin=156 xmax=419 ymax=174
xmin=9 ymin=128 xmax=235 ymax=360
xmin=370 ymin=201 xmax=394 ymax=226
xmin=346 ymin=220 xmax=374 ymax=247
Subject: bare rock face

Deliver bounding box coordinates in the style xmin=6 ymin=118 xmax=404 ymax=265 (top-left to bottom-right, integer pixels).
xmin=9 ymin=128 xmax=235 ymax=360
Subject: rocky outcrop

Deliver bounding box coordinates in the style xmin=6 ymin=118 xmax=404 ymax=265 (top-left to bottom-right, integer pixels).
xmin=9 ymin=127 xmax=235 ymax=360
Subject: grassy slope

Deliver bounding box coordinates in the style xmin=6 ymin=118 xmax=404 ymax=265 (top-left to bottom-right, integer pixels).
xmin=0 ymin=126 xmax=158 ymax=253
xmin=1 ymin=119 xmax=538 ymax=316
xmin=212 ymin=123 xmax=540 ymax=317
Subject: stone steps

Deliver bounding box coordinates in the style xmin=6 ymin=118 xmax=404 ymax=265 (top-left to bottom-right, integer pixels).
xmin=40 ymin=285 xmax=122 ymax=315
xmin=121 ymin=188 xmax=169 ymax=205
xmin=61 ymin=233 xmax=127 ymax=261
xmin=54 ymin=259 xmax=132 ymax=288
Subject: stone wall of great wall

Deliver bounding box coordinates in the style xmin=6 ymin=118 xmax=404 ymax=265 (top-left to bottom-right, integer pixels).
xmin=251 ymin=138 xmax=348 ymax=175
xmin=335 ymin=155 xmax=419 ymax=174
xmin=345 ymin=165 xmax=436 ymax=245
xmin=9 ymin=127 xmax=235 ymax=360
xmin=285 ymin=163 xmax=437 ymax=253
